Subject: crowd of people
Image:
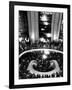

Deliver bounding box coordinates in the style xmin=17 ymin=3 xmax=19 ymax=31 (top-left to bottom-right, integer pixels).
xmin=19 ymin=51 xmax=63 ymax=79
xmin=19 ymin=38 xmax=63 ymax=54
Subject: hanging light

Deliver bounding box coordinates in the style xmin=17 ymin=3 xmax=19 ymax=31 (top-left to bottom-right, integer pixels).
xmin=42 ymin=54 xmax=47 ymax=59
xmin=45 ymin=33 xmax=52 ymax=37
xmin=43 ymin=22 xmax=49 ymax=25
xmin=44 ymin=50 xmax=50 ymax=55
xmin=40 ymin=14 xmax=48 ymax=21
xmin=41 ymin=28 xmax=45 ymax=31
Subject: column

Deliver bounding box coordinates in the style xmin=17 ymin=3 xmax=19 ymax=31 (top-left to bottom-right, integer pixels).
xmin=51 ymin=13 xmax=62 ymax=41
xmin=27 ymin=11 xmax=39 ymax=43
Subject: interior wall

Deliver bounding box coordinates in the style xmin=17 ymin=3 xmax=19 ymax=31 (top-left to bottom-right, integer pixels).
xmin=0 ymin=0 xmax=71 ymax=90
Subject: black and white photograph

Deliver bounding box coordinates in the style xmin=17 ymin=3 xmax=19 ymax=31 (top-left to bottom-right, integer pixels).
xmin=19 ymin=11 xmax=63 ymax=79
xmin=9 ymin=1 xmax=70 ymax=88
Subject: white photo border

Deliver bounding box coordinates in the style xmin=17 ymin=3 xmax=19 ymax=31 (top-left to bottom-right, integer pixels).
xmin=14 ymin=5 xmax=68 ymax=85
